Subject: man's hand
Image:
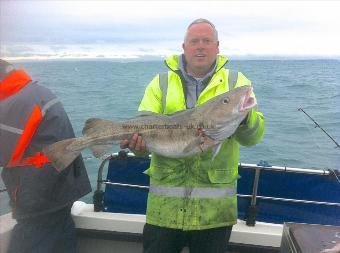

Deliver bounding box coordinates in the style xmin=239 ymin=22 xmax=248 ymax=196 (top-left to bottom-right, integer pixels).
xmin=120 ymin=133 xmax=148 ymax=156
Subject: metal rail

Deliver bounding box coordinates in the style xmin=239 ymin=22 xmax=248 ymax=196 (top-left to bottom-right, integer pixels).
xmin=238 ymin=162 xmax=331 ymax=175
xmin=106 ymin=152 xmax=337 ymax=175
xmin=96 ymin=155 xmax=115 ymax=191
xmin=100 ymin=181 xmax=340 ymax=207
xmin=238 ymin=194 xmax=340 ymax=207
xmin=94 ymin=152 xmax=340 ymax=217
xmin=103 ymin=181 xmax=149 ymax=190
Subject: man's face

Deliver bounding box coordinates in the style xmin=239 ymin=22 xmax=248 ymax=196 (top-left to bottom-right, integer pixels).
xmin=182 ymin=23 xmax=219 ymax=77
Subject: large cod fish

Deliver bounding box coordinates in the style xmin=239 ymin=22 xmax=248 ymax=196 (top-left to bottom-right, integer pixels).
xmin=43 ymin=86 xmax=256 ymax=171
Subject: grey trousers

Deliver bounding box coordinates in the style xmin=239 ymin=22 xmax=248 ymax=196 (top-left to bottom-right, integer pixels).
xmin=7 ymin=207 xmax=76 ymax=253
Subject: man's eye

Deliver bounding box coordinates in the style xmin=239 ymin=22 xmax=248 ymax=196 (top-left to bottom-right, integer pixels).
xmin=190 ymin=39 xmax=199 ymax=45
xmin=203 ymin=39 xmax=211 ymax=44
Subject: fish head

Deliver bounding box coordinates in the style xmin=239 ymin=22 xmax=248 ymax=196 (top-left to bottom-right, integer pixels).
xmin=199 ymin=86 xmax=257 ymax=141
xmin=206 ymin=86 xmax=256 ymax=118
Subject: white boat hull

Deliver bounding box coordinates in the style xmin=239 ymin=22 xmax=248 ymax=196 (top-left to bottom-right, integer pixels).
xmin=0 ymin=201 xmax=283 ymax=253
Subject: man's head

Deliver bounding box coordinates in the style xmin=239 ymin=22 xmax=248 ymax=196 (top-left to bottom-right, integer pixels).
xmin=182 ymin=19 xmax=219 ymax=78
xmin=0 ymin=59 xmax=15 ymax=81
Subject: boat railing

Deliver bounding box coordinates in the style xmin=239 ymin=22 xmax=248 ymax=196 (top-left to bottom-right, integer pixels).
xmin=94 ymin=151 xmax=340 ymax=226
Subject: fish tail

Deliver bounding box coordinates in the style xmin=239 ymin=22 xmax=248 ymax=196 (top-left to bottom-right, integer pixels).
xmin=42 ymin=138 xmax=82 ymax=172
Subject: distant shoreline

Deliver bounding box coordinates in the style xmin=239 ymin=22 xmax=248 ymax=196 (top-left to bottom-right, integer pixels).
xmin=2 ymin=55 xmax=340 ymax=62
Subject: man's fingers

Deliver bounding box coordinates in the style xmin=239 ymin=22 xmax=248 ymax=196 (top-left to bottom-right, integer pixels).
xmin=141 ymin=139 xmax=146 ymax=151
xmin=135 ymin=135 xmax=145 ymax=151
xmin=121 ymin=134 xmax=145 ymax=153
xmin=120 ymin=139 xmax=129 ymax=149
xmin=128 ymin=133 xmax=139 ymax=150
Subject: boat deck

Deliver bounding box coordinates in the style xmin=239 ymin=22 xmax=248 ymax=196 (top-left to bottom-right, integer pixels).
xmin=74 ymin=203 xmax=282 ymax=253
xmin=0 ymin=203 xmax=282 ymax=253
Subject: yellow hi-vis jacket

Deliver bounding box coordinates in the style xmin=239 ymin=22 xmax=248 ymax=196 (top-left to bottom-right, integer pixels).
xmin=138 ymin=55 xmax=265 ymax=230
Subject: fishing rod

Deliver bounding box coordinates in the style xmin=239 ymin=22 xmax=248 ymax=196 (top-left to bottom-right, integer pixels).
xmin=298 ymin=108 xmax=340 ymax=149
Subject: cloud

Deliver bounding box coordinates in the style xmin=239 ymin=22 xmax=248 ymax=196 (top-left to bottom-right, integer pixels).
xmin=1 ymin=1 xmax=340 ymax=59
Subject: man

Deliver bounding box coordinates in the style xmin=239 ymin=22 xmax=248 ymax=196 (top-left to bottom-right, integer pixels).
xmin=0 ymin=59 xmax=91 ymax=253
xmin=121 ymin=19 xmax=265 ymax=253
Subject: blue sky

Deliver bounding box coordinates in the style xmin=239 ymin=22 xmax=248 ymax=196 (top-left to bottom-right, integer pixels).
xmin=1 ymin=1 xmax=340 ymax=60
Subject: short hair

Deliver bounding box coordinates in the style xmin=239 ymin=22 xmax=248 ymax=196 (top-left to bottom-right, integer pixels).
xmin=184 ymin=18 xmax=219 ymax=42
xmin=0 ymin=59 xmax=15 ymax=80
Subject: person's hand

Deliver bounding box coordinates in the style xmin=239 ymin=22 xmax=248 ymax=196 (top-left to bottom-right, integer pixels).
xmin=120 ymin=133 xmax=147 ymax=156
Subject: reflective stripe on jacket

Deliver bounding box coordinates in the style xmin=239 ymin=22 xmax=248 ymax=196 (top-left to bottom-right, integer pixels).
xmin=0 ymin=70 xmax=91 ymax=219
xmin=138 ymin=55 xmax=265 ymax=230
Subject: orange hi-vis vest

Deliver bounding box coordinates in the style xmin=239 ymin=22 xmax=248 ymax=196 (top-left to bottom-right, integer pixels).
xmin=1 ymin=70 xmax=92 ymax=220
xmin=0 ymin=70 xmax=53 ymax=169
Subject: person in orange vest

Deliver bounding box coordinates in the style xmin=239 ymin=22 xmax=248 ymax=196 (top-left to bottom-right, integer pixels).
xmin=0 ymin=59 xmax=91 ymax=253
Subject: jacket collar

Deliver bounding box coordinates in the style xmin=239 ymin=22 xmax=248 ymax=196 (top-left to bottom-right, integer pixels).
xmin=0 ymin=70 xmax=32 ymax=101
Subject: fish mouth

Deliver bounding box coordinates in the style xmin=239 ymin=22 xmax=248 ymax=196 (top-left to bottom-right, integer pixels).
xmin=240 ymin=87 xmax=257 ymax=112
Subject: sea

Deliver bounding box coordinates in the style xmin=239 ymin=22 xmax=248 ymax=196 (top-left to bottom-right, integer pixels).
xmin=1 ymin=59 xmax=339 ymax=215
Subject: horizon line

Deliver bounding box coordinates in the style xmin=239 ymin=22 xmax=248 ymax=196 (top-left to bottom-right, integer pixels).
xmin=2 ymin=54 xmax=340 ymax=62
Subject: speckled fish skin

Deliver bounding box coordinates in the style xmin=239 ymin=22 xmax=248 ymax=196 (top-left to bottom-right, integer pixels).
xmin=320 ymin=243 xmax=340 ymax=253
xmin=43 ymin=86 xmax=256 ymax=172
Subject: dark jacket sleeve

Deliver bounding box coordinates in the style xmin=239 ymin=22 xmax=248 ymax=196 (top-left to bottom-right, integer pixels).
xmin=3 ymin=85 xmax=91 ymax=219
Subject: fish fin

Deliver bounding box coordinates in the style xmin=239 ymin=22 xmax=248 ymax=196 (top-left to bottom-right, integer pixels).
xmin=212 ymin=143 xmax=222 ymax=160
xmin=89 ymin=144 xmax=115 ymax=158
xmin=42 ymin=138 xmax=81 ymax=172
xmin=183 ymin=135 xmax=218 ymax=154
xmin=204 ymin=121 xmax=240 ymax=141
xmin=82 ymin=118 xmax=117 ymax=136
xmin=182 ymin=138 xmax=201 ymax=154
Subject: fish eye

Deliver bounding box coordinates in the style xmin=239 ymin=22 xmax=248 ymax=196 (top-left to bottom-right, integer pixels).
xmin=223 ymin=98 xmax=230 ymax=104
